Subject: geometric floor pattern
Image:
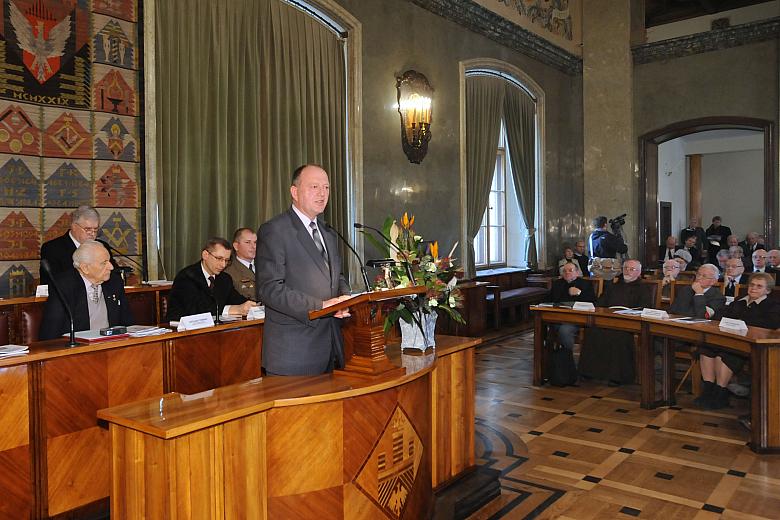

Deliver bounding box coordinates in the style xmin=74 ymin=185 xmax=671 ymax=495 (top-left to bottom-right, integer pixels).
xmin=467 ymin=328 xmax=780 ymax=519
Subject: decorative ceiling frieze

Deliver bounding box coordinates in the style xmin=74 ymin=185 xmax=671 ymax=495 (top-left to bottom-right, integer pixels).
xmin=405 ymin=0 xmax=582 ymax=74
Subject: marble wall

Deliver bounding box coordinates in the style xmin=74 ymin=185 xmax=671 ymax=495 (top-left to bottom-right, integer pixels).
xmin=334 ymin=0 xmax=584 ymax=268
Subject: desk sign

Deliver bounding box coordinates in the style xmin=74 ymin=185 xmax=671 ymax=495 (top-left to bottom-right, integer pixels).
xmin=641 ymin=308 xmax=669 ymax=320
xmin=35 ymin=284 xmax=48 ymax=297
xmin=719 ymin=317 xmax=748 ymax=331
xmin=177 ymin=312 xmax=215 ymax=332
xmin=572 ymin=302 xmax=595 ymax=311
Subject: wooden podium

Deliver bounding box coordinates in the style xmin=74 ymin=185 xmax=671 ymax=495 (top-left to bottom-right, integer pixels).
xmin=309 ymin=286 xmax=426 ymax=378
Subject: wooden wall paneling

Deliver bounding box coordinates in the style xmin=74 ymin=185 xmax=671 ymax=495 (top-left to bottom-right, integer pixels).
xmin=223 ymin=414 xmax=266 ymax=520
xmin=47 ymin=426 xmax=109 ymax=516
xmin=266 ymin=402 xmax=344 ymax=499
xmin=171 ymin=326 xmax=262 ymax=395
xmin=431 ymin=354 xmax=452 ymax=487
xmin=0 ymin=365 xmax=32 ymax=518
xmin=107 ymin=342 xmax=165 ymax=405
xmin=343 ymin=482 xmax=387 ymax=519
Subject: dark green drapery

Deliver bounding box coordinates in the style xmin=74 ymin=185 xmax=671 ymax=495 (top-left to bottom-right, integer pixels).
xmin=156 ymin=0 xmax=346 ymax=275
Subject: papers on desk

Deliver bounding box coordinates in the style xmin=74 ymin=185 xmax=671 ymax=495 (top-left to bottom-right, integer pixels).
xmin=641 ymin=308 xmax=669 ymax=319
xmin=246 ymin=305 xmax=265 ymax=320
xmin=144 ymin=280 xmax=173 ymax=286
xmin=70 ymin=330 xmax=130 ymax=342
xmin=126 ymin=325 xmax=172 ymax=337
xmin=35 ymin=284 xmax=48 ymax=297
xmin=670 ymin=317 xmax=710 ymax=324
xmin=0 ymin=344 xmax=29 ymax=357
xmin=612 ymin=308 xmax=643 ymax=316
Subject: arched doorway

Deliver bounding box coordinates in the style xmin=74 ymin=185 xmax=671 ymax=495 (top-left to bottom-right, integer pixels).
xmin=638 ymin=117 xmax=776 ymax=266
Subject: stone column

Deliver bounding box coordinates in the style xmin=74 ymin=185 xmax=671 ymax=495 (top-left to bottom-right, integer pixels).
xmin=582 ymin=0 xmax=636 ymax=254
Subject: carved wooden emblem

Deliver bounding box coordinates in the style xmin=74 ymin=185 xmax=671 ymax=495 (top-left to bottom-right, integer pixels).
xmin=355 ymin=406 xmax=423 ymax=518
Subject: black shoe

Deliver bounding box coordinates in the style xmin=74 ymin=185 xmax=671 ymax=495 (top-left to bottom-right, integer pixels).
xmin=693 ymin=381 xmax=715 ymax=408
xmin=707 ymin=386 xmax=731 ymax=410
xmin=738 ymin=414 xmax=752 ymax=431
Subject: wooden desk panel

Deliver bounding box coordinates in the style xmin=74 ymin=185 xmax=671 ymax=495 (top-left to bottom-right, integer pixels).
xmin=0 ymin=365 xmax=32 ymax=519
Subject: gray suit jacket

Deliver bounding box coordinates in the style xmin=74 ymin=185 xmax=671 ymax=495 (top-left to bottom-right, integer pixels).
xmin=223 ymin=257 xmax=256 ymax=300
xmin=256 ymin=208 xmax=350 ymax=375
xmin=669 ymin=285 xmax=726 ymax=318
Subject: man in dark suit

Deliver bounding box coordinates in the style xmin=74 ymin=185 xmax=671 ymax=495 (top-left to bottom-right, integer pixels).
xmin=167 ymin=237 xmax=255 ymax=322
xmin=573 ymin=240 xmax=590 ymax=277
xmin=39 ymin=205 xmax=114 ymax=285
xmin=658 ymin=235 xmax=677 ymax=263
xmin=224 ymin=227 xmax=258 ymax=300
xmin=739 ymin=232 xmax=764 ymax=267
xmin=549 ymin=263 xmax=596 ymax=353
xmin=256 ymin=164 xmax=352 ymax=376
xmin=39 ymin=240 xmax=134 ymax=340
xmin=705 ymin=216 xmax=732 ymax=264
xmin=721 ymin=258 xmax=749 ymax=297
xmin=680 ymin=217 xmax=707 ymax=262
xmin=670 ymin=264 xmax=726 ymax=319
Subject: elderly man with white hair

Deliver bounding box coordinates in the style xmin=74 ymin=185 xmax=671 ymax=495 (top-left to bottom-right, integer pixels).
xmin=39 ymin=240 xmax=134 ymax=340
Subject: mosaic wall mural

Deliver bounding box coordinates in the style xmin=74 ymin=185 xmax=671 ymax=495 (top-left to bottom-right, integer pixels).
xmin=498 ymin=0 xmax=574 ymax=40
xmin=0 ymin=0 xmax=143 ymax=298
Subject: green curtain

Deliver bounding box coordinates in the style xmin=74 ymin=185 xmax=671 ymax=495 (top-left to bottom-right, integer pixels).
xmin=465 ymin=76 xmax=505 ymax=276
xmin=503 ymin=86 xmax=537 ymax=267
xmin=156 ymin=0 xmax=346 ymax=275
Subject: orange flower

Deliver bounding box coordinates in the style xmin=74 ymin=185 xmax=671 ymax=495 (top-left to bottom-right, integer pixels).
xmin=401 ymin=211 xmax=415 ymax=230
xmin=430 ymin=241 xmax=439 ymax=260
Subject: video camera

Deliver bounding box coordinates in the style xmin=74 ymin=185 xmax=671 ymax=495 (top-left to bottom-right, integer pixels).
xmin=609 ymin=213 xmax=626 ymax=230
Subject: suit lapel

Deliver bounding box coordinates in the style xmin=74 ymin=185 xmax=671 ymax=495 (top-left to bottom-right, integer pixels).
xmin=288 ymin=211 xmax=330 ymax=278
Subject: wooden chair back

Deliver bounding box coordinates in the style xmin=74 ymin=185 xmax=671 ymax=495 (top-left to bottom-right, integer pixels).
xmin=677 ymin=271 xmax=696 ymax=282
xmin=639 ymin=279 xmax=663 ymax=308
xmin=583 ymin=276 xmax=603 ymax=298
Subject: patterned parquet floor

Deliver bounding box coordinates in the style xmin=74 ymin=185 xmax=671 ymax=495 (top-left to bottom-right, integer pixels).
xmin=466 ymin=326 xmax=780 ymax=519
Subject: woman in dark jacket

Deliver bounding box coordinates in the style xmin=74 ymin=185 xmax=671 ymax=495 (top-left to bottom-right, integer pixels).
xmin=697 ymin=272 xmax=780 ymax=409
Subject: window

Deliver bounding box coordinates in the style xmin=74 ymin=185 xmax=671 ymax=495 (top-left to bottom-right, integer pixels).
xmin=475 ymin=124 xmax=508 ymax=267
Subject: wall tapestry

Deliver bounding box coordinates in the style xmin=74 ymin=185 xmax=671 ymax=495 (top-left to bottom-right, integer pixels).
xmin=0 ymin=0 xmax=143 ymax=298
xmin=498 ymin=0 xmax=573 ymax=40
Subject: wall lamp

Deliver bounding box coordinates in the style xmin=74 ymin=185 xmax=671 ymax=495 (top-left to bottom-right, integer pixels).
xmin=396 ymin=70 xmax=433 ymax=164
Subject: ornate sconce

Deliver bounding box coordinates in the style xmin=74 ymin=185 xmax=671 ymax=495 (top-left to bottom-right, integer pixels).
xmin=396 ymin=70 xmax=433 ymax=164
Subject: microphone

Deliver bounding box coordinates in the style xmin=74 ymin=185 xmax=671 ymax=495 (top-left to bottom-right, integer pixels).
xmin=323 ymin=222 xmax=371 ymax=292
xmin=103 ymin=242 xmax=146 ymax=282
xmin=354 ymin=223 xmax=416 ymax=285
xmin=40 ymin=259 xmax=77 ymax=347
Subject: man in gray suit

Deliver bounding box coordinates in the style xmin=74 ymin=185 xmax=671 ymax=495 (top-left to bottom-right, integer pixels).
xmin=256 ymin=164 xmax=352 ymax=375
xmin=669 ymin=263 xmax=726 ymax=319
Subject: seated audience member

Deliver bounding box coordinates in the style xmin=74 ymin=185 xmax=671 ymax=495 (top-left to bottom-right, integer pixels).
xmin=669 ymin=264 xmax=725 ymax=320
xmin=682 ymin=236 xmax=701 ymax=269
xmin=721 ymin=258 xmax=749 ymax=297
xmin=751 ymin=248 xmax=769 ymax=273
xmin=167 ymin=237 xmax=255 ymax=321
xmin=658 ymin=235 xmax=677 ymax=263
xmin=767 ymin=249 xmax=780 ymax=273
xmin=39 ymin=241 xmax=134 ymax=340
xmin=739 ymin=231 xmax=764 ymax=260
xmin=589 ymin=257 xmax=621 ymax=279
xmin=680 ymin=217 xmax=707 ymax=260
xmin=728 ymin=246 xmax=745 ymax=265
xmin=579 ymin=259 xmax=655 ymax=386
xmin=573 ymin=240 xmax=590 ymax=277
xmin=549 ymin=263 xmax=597 ymax=354
xmin=698 ymin=273 xmax=780 ymax=409
xmin=726 ymin=234 xmax=740 ymax=250
xmin=716 ymin=250 xmax=730 ymax=272
xmin=39 ymin=205 xmax=115 ymax=285
xmin=224 ymin=227 xmax=258 ymax=300
xmin=557 ymin=246 xmax=577 ymax=270
xmin=659 ymin=259 xmax=681 ymax=299
xmin=672 ymin=249 xmax=691 ymax=271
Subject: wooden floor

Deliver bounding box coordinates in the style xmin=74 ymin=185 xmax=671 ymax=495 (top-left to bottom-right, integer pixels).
xmin=466 ymin=326 xmax=780 ymax=520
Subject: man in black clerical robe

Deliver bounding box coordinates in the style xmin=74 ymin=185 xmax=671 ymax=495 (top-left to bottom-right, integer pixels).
xmin=578 ymin=259 xmax=655 ymax=385
xmin=549 ymin=262 xmax=596 ymax=352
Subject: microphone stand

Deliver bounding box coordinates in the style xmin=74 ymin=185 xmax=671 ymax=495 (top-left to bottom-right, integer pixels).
xmin=104 ymin=242 xmax=146 ymax=283
xmin=40 ymin=260 xmax=77 ymax=347
xmin=354 ymin=223 xmax=416 ymax=286
xmin=323 ymin=222 xmax=371 ymax=292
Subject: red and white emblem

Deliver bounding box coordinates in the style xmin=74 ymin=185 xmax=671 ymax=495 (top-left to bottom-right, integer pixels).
xmin=9 ymin=1 xmax=71 ymax=84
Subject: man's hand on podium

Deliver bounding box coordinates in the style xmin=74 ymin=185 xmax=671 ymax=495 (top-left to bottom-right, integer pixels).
xmin=323 ymin=294 xmax=352 ymax=319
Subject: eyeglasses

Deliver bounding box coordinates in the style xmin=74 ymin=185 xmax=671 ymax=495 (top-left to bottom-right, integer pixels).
xmin=665 ymin=265 xmax=680 ymax=270
xmin=74 ymin=222 xmax=99 ymax=234
xmin=206 ymin=250 xmax=230 ymax=263
xmin=623 ymin=266 xmax=640 ymax=272
xmin=748 ymin=282 xmax=768 ymax=289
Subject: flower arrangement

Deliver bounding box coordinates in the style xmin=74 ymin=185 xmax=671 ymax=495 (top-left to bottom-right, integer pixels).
xmin=363 ymin=212 xmax=465 ymax=333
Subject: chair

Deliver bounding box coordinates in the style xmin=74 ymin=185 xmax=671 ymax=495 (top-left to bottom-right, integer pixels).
xmin=0 ymin=310 xmax=9 ymax=345
xmin=677 ymin=271 xmax=696 ymax=282
xmin=584 ymin=276 xmax=603 ymax=298
xmin=20 ymin=304 xmax=43 ymax=344
xmin=639 ymin=279 xmax=662 ymax=308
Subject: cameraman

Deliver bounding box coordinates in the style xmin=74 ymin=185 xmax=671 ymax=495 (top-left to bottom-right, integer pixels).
xmin=589 ymin=216 xmax=628 ymax=260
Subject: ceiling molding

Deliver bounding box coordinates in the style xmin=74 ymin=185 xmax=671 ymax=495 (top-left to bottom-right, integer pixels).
xmin=405 ymin=0 xmax=582 ymax=75
xmin=633 ymin=17 xmax=780 ymax=64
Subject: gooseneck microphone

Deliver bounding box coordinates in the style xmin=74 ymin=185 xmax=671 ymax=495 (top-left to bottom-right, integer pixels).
xmin=40 ymin=259 xmax=77 ymax=347
xmin=354 ymin=223 xmax=416 ymax=286
xmin=103 ymin=242 xmax=146 ymax=281
xmin=323 ymin=222 xmax=371 ymax=292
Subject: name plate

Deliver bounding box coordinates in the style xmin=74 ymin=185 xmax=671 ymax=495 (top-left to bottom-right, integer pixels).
xmin=641 ymin=308 xmax=669 ymax=320
xmin=246 ymin=305 xmax=265 ymax=320
xmin=719 ymin=317 xmax=748 ymax=331
xmin=572 ymin=302 xmax=595 ymax=312
xmin=177 ymin=312 xmax=215 ymax=332
xmin=35 ymin=284 xmax=49 ymax=297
